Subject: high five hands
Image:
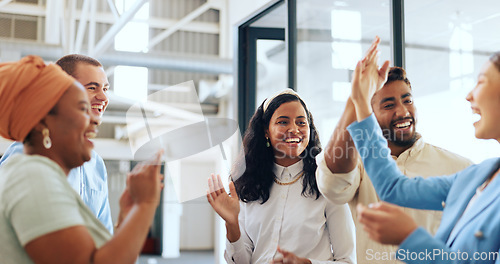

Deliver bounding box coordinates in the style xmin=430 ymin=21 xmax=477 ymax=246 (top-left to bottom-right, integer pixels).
xmin=351 ymin=36 xmax=391 ymax=121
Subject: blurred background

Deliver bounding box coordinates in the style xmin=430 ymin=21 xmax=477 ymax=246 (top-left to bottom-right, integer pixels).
xmin=1 ymin=0 xmax=499 ymax=263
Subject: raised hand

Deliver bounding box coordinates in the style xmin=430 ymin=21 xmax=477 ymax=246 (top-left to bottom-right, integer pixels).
xmin=207 ymin=174 xmax=241 ymax=242
xmin=115 ymin=189 xmax=133 ymax=230
xmin=207 ymin=174 xmax=240 ymax=226
xmin=357 ymin=202 xmax=418 ymax=245
xmin=127 ymin=150 xmax=164 ymax=206
xmin=351 ymin=36 xmax=390 ymax=121
xmin=270 ymin=246 xmax=312 ymax=264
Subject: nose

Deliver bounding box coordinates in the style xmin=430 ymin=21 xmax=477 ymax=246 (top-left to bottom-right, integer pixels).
xmin=95 ymin=88 xmax=108 ymax=103
xmin=288 ymin=122 xmax=300 ymax=133
xmin=465 ymin=89 xmax=473 ymax=102
xmin=394 ymin=103 xmax=410 ymax=118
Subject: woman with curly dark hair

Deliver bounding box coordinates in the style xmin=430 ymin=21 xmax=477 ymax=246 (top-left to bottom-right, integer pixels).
xmin=207 ymin=89 xmax=355 ymax=264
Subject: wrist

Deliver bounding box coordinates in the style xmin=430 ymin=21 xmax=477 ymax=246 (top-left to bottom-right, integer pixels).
xmin=225 ymin=221 xmax=241 ymax=243
xmin=353 ymin=101 xmax=373 ymax=121
xmin=400 ymin=224 xmax=418 ymax=244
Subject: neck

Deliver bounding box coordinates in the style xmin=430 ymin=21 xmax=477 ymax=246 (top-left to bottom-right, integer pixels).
xmin=388 ymin=134 xmax=420 ymax=157
xmin=388 ymin=142 xmax=412 ymax=157
xmin=274 ymin=157 xmax=301 ymax=167
xmin=24 ymin=144 xmax=71 ymax=175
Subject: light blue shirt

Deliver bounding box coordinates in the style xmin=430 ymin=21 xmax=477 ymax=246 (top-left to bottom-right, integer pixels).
xmin=0 ymin=142 xmax=113 ymax=234
xmin=347 ymin=113 xmax=500 ymax=264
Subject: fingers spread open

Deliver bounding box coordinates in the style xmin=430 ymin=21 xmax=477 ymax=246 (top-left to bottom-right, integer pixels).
xmin=216 ymin=174 xmax=226 ymax=194
xmin=207 ymin=174 xmax=218 ymax=200
xmin=228 ymin=181 xmax=238 ymax=199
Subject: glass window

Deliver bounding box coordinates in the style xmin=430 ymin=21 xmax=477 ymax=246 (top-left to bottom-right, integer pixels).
xmin=256 ymin=39 xmax=287 ymax=105
xmin=295 ymin=0 xmax=391 ymax=144
xmin=113 ymin=0 xmax=150 ymax=102
xmin=252 ymin=2 xmax=288 ymax=107
xmin=405 ymin=0 xmax=500 ymax=163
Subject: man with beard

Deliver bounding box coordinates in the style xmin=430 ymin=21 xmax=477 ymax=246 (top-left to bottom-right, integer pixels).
xmin=316 ymin=66 xmax=472 ymax=264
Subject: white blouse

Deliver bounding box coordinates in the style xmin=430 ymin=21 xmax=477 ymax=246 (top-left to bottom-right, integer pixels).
xmin=225 ymin=160 xmax=356 ymax=264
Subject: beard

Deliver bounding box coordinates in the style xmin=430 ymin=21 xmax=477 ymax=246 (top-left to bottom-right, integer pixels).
xmin=381 ymin=117 xmax=418 ymax=147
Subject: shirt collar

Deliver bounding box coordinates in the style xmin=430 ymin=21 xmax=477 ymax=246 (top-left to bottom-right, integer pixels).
xmin=392 ymin=134 xmax=425 ymax=159
xmin=272 ymin=160 xmax=304 ymax=180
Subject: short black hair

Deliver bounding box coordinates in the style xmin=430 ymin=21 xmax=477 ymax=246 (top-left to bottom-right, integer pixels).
xmin=385 ymin=66 xmax=411 ymax=89
xmin=56 ymin=54 xmax=102 ymax=77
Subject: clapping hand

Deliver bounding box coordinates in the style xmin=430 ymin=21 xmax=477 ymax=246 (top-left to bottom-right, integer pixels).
xmin=128 ymin=150 xmax=164 ymax=206
xmin=117 ymin=150 xmax=164 ymax=229
xmin=357 ymin=202 xmax=418 ymax=245
xmin=270 ymin=246 xmax=312 ymax=264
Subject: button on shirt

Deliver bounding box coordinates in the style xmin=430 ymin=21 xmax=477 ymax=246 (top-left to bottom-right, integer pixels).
xmin=225 ymin=160 xmax=356 ymax=264
xmin=0 ymin=142 xmax=113 ymax=234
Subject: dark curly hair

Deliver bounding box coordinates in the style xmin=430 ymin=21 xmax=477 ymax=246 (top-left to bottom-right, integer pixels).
xmin=232 ymin=93 xmax=322 ymax=204
xmin=385 ymin=66 xmax=411 ymax=88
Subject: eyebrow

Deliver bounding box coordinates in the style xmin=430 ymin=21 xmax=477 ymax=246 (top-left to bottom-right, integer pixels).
xmin=401 ymin=93 xmax=412 ymax=99
xmin=380 ymin=97 xmax=395 ymax=104
xmin=380 ymin=93 xmax=412 ymax=104
xmin=276 ymin=115 xmax=306 ymax=119
xmin=84 ymin=82 xmax=110 ymax=87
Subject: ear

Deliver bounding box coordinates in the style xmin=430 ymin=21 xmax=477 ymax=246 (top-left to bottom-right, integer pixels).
xmin=32 ymin=118 xmax=49 ymax=133
xmin=264 ymin=129 xmax=269 ymax=138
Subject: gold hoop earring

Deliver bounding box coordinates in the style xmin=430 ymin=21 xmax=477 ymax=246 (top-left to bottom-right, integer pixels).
xmin=42 ymin=128 xmax=52 ymax=149
xmin=266 ymin=137 xmax=270 ymax=148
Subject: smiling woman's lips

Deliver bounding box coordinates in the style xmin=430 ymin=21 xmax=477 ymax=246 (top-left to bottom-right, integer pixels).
xmin=472 ymin=113 xmax=481 ymax=123
xmin=284 ymin=138 xmax=302 ymax=143
xmin=85 ymin=131 xmax=97 ymax=139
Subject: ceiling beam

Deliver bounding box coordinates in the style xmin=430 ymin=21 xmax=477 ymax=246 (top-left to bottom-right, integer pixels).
xmin=147 ymin=1 xmax=212 ymax=50
xmin=0 ymin=40 xmax=232 ymax=74
xmin=74 ymin=0 xmax=90 ymax=53
xmin=0 ymin=2 xmax=219 ymax=35
xmin=91 ymin=0 xmax=149 ymax=57
xmin=106 ymin=0 xmax=120 ymax=21
xmin=0 ymin=0 xmax=13 ymax=9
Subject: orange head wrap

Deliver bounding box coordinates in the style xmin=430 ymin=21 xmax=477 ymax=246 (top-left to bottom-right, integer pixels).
xmin=0 ymin=55 xmax=76 ymax=141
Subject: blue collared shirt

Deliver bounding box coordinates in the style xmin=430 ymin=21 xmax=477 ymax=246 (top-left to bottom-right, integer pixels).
xmin=0 ymin=142 xmax=113 ymax=234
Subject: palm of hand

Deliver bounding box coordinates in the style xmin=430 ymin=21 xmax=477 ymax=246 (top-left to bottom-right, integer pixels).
xmin=207 ymin=175 xmax=240 ymax=225
xmin=351 ymin=37 xmax=390 ymax=105
xmin=211 ymin=190 xmax=240 ymax=223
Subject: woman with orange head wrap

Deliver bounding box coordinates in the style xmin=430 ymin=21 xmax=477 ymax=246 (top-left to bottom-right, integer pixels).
xmin=0 ymin=56 xmax=163 ymax=263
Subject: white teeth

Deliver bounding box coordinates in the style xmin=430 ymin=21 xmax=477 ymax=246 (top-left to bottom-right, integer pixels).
xmin=285 ymin=138 xmax=300 ymax=143
xmin=395 ymin=121 xmax=411 ymax=128
xmin=85 ymin=132 xmax=97 ymax=139
xmin=91 ymin=105 xmax=103 ymax=109
xmin=472 ymin=113 xmax=481 ymax=123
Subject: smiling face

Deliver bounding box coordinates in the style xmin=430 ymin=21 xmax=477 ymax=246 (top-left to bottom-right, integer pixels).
xmin=372 ymin=80 xmax=417 ymax=147
xmin=466 ymin=60 xmax=500 ymax=142
xmin=265 ymin=100 xmax=310 ymax=167
xmin=73 ymin=63 xmax=109 ymax=117
xmin=45 ymin=83 xmax=99 ymax=172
